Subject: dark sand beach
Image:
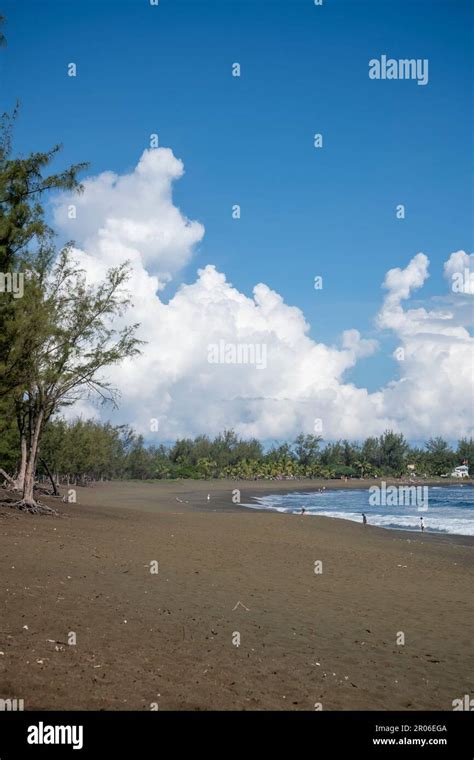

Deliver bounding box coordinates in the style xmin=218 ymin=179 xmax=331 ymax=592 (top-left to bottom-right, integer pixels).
xmin=0 ymin=479 xmax=472 ymax=711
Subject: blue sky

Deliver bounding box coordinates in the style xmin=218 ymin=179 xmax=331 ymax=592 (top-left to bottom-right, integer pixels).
xmin=1 ymin=0 xmax=472 ymax=442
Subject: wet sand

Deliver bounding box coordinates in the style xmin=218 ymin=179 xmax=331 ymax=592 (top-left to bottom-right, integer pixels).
xmin=0 ymin=479 xmax=472 ymax=710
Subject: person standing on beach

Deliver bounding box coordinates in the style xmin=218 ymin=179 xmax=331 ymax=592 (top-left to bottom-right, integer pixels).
xmin=362 ymin=513 xmax=367 ymax=526
xmin=420 ymin=517 xmax=425 ymax=532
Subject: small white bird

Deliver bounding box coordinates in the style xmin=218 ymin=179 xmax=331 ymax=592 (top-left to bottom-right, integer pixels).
xmin=207 ymin=494 xmax=210 ymax=501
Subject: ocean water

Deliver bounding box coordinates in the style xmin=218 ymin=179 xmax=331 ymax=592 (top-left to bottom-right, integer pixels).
xmin=242 ymin=484 xmax=474 ymax=536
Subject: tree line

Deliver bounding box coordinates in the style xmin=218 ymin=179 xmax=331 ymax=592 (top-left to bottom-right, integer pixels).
xmin=2 ymin=419 xmax=469 ymax=483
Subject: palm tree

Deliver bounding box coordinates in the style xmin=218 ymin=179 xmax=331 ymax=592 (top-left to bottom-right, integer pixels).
xmin=306 ymin=463 xmax=323 ymax=479
xmin=354 ymin=460 xmax=371 ymax=478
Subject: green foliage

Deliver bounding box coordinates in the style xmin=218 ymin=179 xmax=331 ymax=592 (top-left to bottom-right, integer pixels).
xmin=0 ymin=109 xmax=88 ymax=401
xmin=424 ymin=437 xmax=456 ymax=476
xmin=0 ymin=107 xmax=88 ymax=272
xmin=1 ymin=420 xmax=465 ymax=483
xmin=331 ymin=465 xmax=358 ymax=478
xmin=457 ymin=438 xmax=474 ymax=466
xmin=39 ymin=419 xmax=130 ymax=480
xmin=293 ymin=434 xmax=322 ymax=466
xmin=378 ymin=431 xmax=409 ymax=475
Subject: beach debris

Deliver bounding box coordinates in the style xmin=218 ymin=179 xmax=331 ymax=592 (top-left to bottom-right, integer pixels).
xmin=232 ymin=601 xmax=250 ymax=611
xmin=22 ymin=625 xmax=29 ymax=630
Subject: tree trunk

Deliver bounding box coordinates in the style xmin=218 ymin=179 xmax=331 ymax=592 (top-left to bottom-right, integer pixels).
xmin=22 ymin=409 xmax=44 ymax=506
xmin=6 ymin=408 xmax=56 ymax=514
xmin=39 ymin=457 xmax=58 ymax=496
xmin=14 ymin=432 xmax=27 ymax=491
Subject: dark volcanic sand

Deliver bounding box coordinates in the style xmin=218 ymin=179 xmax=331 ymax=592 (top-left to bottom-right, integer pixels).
xmin=0 ymin=479 xmax=472 ymax=710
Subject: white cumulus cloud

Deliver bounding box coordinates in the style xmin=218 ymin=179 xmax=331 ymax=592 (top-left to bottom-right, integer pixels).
xmin=376 ymin=252 xmax=473 ymax=438
xmin=53 ymin=148 xmax=204 ymax=286
xmin=53 ymin=148 xmax=474 ymax=442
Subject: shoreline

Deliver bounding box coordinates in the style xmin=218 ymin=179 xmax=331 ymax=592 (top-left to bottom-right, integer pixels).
xmin=232 ymin=480 xmax=474 ymax=544
xmin=118 ymin=477 xmax=473 ymax=543
xmin=44 ymin=477 xmax=474 ymax=542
